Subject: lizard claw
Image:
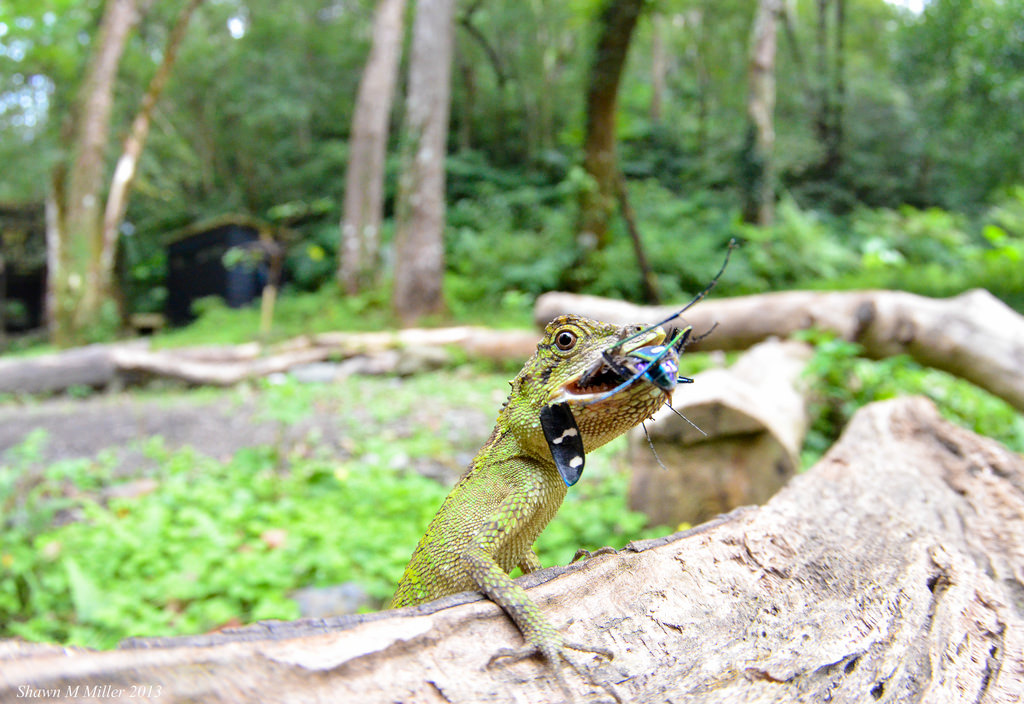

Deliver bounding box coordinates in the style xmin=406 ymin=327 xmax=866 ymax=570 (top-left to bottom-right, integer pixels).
xmin=571 ymin=546 xmax=618 ymax=563
xmin=563 ymin=639 xmax=614 ymax=661
xmin=487 ymin=640 xmax=619 ymax=704
xmin=486 ymin=644 xmax=538 ymax=668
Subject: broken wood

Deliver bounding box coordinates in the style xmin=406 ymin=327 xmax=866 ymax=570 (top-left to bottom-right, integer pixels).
xmin=0 ymin=327 xmax=539 ymax=394
xmin=535 ymin=288 xmax=1024 ymax=412
xmin=628 ymin=337 xmax=813 ymax=526
xmin=0 ymin=342 xmax=140 ymax=395
xmin=3 ymin=396 xmax=1021 ymax=702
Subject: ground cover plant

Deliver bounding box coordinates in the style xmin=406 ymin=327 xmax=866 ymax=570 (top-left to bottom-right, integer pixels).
xmin=0 ymin=371 xmax=670 ymax=649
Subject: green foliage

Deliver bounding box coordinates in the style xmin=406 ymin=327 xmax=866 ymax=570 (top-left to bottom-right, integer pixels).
xmin=1 ymin=437 xmax=441 ymax=647
xmin=800 ymin=332 xmax=1024 ymax=467
xmin=0 ymin=372 xmax=668 ymax=648
xmin=152 ymin=285 xmax=396 ymax=347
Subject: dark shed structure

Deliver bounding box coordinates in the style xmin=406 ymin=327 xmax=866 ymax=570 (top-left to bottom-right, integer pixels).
xmin=166 ymin=218 xmax=268 ymax=325
xmin=0 ymin=202 xmax=46 ymax=333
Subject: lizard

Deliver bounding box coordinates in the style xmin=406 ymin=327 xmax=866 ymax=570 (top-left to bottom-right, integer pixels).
xmin=389 ymin=313 xmax=682 ymax=689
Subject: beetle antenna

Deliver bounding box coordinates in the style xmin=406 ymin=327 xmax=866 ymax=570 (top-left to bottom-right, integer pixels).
xmin=608 ymin=239 xmax=737 ymax=354
xmin=641 ymin=421 xmax=670 ymax=471
xmin=665 ymin=401 xmax=707 ymax=437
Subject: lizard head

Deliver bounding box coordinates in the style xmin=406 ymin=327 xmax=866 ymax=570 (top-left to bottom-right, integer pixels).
xmin=502 ymin=314 xmax=675 ymax=485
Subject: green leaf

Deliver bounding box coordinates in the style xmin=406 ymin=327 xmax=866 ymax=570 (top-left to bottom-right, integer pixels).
xmin=64 ymin=556 xmax=102 ymax=625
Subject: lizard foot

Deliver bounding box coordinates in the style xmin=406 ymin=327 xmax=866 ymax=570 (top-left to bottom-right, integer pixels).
xmin=572 ymin=546 xmax=618 ymax=563
xmin=486 ymin=639 xmax=612 ymax=667
xmin=488 ymin=640 xmax=620 ymax=704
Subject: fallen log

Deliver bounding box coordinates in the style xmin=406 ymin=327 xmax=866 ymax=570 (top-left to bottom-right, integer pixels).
xmin=110 ymin=345 xmax=332 ymax=387
xmin=535 ymin=288 xmax=1024 ymax=412
xmin=3 ymin=396 xmax=1022 ymax=702
xmin=0 ymin=342 xmax=144 ymax=395
xmin=0 ymin=328 xmax=539 ymax=393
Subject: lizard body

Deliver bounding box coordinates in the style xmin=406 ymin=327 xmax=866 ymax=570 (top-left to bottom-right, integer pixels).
xmin=390 ymin=313 xmax=676 ymax=673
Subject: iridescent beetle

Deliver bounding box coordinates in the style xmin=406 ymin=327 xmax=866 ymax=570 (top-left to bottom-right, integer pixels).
xmin=539 ymin=241 xmax=736 ymax=486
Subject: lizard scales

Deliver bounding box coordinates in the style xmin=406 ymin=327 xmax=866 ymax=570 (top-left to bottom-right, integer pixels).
xmin=389 ymin=313 xmax=678 ymax=673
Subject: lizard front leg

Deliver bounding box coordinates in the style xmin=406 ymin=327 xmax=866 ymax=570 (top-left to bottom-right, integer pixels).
xmin=460 ymin=489 xmax=566 ymax=665
xmin=518 ymin=548 xmax=542 ymax=574
xmin=460 ymin=491 xmax=613 ymax=700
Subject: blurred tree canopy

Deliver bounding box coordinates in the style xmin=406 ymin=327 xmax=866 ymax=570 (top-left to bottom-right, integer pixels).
xmin=1 ymin=0 xmax=1023 ymax=335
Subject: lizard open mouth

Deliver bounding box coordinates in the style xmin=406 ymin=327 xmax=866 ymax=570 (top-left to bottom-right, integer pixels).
xmin=561 ymin=355 xmax=633 ymax=399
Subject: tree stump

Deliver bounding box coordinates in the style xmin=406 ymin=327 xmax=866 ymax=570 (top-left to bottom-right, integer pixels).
xmin=3 ymin=396 xmax=1022 ymax=702
xmin=628 ymin=337 xmax=813 ymax=527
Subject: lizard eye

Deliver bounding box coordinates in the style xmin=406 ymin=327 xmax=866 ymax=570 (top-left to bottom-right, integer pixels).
xmin=554 ymin=329 xmax=577 ymax=351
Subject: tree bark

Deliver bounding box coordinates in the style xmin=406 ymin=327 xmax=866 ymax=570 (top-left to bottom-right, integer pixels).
xmin=99 ymin=0 xmax=205 ymax=306
xmin=577 ymin=0 xmax=645 ymax=251
xmin=338 ymin=0 xmax=407 ymax=295
xmin=392 ymin=0 xmax=455 ymax=323
xmin=814 ymin=0 xmax=843 ymax=177
xmin=615 ymin=174 xmax=660 ymax=302
xmin=4 ymin=397 xmax=1022 ymax=702
xmin=741 ymin=0 xmax=783 ymax=225
xmin=535 ymin=288 xmax=1024 ymax=412
xmin=50 ymin=0 xmax=139 ymax=345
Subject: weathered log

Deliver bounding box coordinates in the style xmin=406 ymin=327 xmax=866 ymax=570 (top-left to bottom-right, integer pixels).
xmin=0 ymin=328 xmax=539 ymax=393
xmin=0 ymin=342 xmax=144 ymax=395
xmin=3 ymin=396 xmax=1022 ymax=703
xmin=314 ymin=326 xmax=538 ymax=360
xmin=535 ymin=288 xmax=1024 ymax=412
xmin=628 ymin=337 xmax=813 ymax=526
xmin=110 ymin=345 xmax=333 ymax=386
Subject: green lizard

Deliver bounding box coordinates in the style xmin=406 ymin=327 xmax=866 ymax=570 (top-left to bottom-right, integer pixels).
xmin=390 ymin=313 xmax=677 ymax=681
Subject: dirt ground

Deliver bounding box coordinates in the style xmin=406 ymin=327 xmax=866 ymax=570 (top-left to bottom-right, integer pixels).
xmin=0 ymin=393 xmax=312 ymax=469
xmin=0 ymin=387 xmax=493 ymax=482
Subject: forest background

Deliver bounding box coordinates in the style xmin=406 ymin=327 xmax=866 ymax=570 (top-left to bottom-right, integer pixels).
xmin=1 ymin=0 xmax=1023 ymax=345
xmin=2 ymin=0 xmax=1024 ymax=651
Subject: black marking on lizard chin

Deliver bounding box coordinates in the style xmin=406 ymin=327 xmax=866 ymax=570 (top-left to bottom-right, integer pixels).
xmin=540 ymin=402 xmax=585 ymax=486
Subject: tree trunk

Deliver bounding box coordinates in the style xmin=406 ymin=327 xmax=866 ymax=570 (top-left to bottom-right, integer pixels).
xmin=577 ymin=0 xmax=645 ymax=251
xmin=695 ymin=11 xmax=709 ymax=159
xmin=5 ymin=397 xmax=1022 ymax=702
xmin=815 ymin=0 xmax=830 ymax=163
xmin=392 ymin=0 xmax=455 ymax=323
xmin=615 ymin=174 xmax=660 ymax=302
xmin=649 ymin=12 xmax=666 ymax=125
xmin=99 ymin=0 xmax=204 ymax=306
xmin=741 ymin=0 xmax=783 ymax=225
xmin=49 ymin=0 xmax=139 ymax=346
xmin=814 ymin=0 xmax=843 ymax=177
xmin=534 ymin=288 xmax=1024 ymax=413
xmin=49 ymin=0 xmax=199 ymax=346
xmin=828 ymin=0 xmax=845 ymax=175
xmin=0 ymin=250 xmax=6 ymax=351
xmin=339 ymin=0 xmax=408 ymax=295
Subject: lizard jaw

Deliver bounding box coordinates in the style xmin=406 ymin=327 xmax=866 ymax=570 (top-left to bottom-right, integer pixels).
xmin=551 ymin=354 xmax=652 ymax=404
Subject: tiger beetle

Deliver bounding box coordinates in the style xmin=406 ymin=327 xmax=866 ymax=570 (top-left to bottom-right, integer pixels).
xmin=583 ymin=238 xmax=736 ymax=407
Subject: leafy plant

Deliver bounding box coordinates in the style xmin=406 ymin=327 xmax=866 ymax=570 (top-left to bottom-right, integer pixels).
xmin=800 ymin=331 xmax=1024 ymax=467
xmin=0 ymin=371 xmax=669 ymax=649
